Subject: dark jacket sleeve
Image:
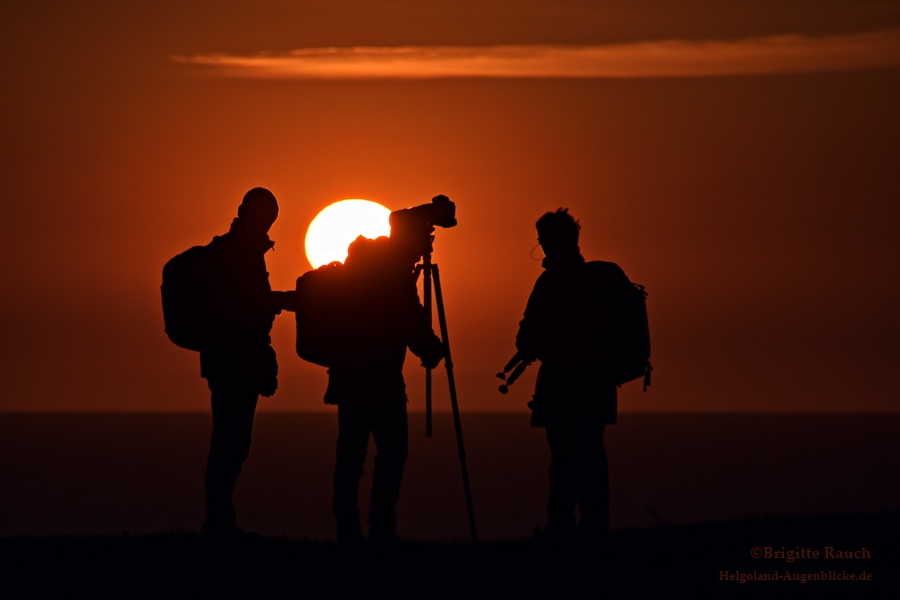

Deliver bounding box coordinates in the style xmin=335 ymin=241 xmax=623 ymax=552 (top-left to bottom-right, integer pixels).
xmin=404 ymin=276 xmax=444 ymax=368
xmin=201 ymin=237 xmax=277 ymax=383
xmin=515 ymin=272 xmax=551 ymax=361
xmin=206 ymin=241 xmax=275 ymax=350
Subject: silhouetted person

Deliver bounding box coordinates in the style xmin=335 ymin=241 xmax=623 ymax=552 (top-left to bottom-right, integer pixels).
xmin=325 ymin=227 xmax=444 ymax=545
xmin=516 ymin=209 xmax=632 ymax=542
xmin=199 ymin=188 xmax=280 ymax=537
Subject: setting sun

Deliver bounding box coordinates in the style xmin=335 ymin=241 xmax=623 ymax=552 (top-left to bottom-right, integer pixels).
xmin=304 ymin=199 xmax=392 ymax=268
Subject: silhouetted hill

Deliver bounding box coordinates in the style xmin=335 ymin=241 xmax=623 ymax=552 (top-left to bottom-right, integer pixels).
xmin=1 ymin=511 xmax=894 ymax=597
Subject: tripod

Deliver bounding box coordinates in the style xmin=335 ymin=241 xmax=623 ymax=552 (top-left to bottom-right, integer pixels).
xmin=416 ymin=251 xmax=478 ymax=543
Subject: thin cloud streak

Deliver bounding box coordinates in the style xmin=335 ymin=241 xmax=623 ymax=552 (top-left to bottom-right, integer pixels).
xmin=173 ymin=31 xmax=900 ymax=79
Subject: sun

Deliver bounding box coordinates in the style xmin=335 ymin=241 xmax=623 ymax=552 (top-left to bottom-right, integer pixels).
xmin=304 ymin=199 xmax=392 ymax=268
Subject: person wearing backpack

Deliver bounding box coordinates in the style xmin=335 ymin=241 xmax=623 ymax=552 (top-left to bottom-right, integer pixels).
xmin=162 ymin=187 xmax=281 ymax=538
xmin=515 ymin=208 xmax=650 ymax=543
xmin=320 ymin=223 xmax=444 ymax=545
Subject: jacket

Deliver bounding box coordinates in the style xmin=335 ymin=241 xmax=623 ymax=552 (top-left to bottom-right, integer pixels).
xmin=516 ymin=250 xmax=629 ymax=426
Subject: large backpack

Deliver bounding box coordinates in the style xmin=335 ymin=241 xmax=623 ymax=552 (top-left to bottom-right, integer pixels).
xmin=612 ymin=278 xmax=652 ymax=391
xmin=293 ymin=261 xmax=348 ymax=367
xmin=161 ymin=241 xmax=218 ymax=352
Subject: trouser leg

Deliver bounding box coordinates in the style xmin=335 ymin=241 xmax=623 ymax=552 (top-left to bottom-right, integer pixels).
xmin=545 ymin=425 xmax=578 ymax=531
xmin=333 ymin=406 xmax=371 ymax=540
xmin=575 ymin=425 xmax=609 ymax=533
xmin=204 ymin=378 xmax=259 ymax=528
xmin=368 ymin=404 xmax=409 ymax=537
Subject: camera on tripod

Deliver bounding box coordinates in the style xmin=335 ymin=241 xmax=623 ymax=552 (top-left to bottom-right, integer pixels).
xmin=378 ymin=194 xmax=477 ymax=540
xmin=389 ymin=195 xmax=457 ymax=234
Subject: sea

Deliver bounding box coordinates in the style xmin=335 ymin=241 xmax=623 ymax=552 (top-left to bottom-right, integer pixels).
xmin=1 ymin=413 xmax=897 ymax=541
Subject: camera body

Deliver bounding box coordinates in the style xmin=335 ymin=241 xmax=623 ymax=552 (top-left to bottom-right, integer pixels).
xmin=389 ymin=195 xmax=457 ymax=232
xmin=388 ymin=195 xmax=456 ymax=258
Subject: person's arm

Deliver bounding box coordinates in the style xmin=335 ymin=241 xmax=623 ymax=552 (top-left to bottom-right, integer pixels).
xmin=402 ymin=275 xmax=445 ymax=369
xmin=515 ymin=273 xmax=550 ymax=362
xmin=270 ymin=290 xmax=297 ymax=314
xmin=408 ymin=326 xmax=444 ymax=370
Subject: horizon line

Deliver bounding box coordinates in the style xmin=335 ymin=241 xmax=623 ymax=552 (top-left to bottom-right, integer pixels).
xmin=2 ymin=409 xmax=898 ymax=415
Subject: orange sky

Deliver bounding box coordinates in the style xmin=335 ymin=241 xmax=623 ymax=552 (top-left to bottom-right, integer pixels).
xmin=2 ymin=1 xmax=899 ymax=412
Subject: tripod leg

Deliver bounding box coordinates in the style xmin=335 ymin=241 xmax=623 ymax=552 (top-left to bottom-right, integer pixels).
xmin=423 ymin=255 xmax=433 ymax=438
xmin=431 ymin=264 xmax=478 ymax=543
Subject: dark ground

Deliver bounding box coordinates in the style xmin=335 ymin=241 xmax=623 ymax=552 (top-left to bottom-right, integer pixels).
xmin=1 ymin=511 xmax=895 ymax=598
xmin=4 ymin=413 xmax=899 ymax=539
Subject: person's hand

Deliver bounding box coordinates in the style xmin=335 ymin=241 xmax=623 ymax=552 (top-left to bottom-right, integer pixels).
xmin=421 ymin=354 xmax=443 ymax=370
xmin=419 ymin=336 xmax=445 ymax=369
xmin=270 ymin=290 xmax=297 ymax=314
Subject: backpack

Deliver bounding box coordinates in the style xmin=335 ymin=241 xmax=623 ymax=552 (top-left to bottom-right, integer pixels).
xmin=293 ymin=261 xmax=348 ymax=367
xmin=161 ymin=241 xmax=217 ymax=351
xmin=612 ymin=279 xmax=652 ymax=391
